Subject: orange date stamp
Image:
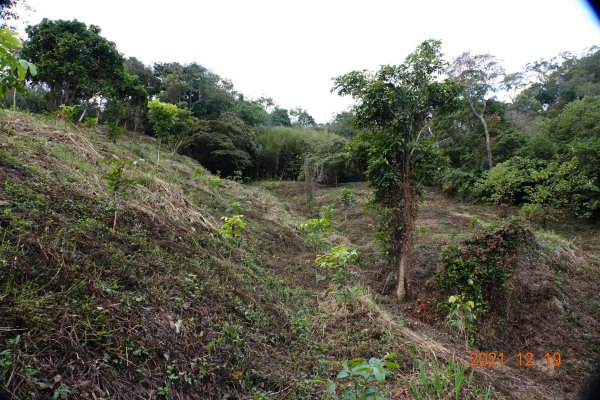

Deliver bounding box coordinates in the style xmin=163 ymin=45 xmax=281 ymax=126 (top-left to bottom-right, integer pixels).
xmin=469 ymin=351 xmax=562 ymax=368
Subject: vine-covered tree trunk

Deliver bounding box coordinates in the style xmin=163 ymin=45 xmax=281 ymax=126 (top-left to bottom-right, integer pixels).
xmin=396 ymin=178 xmax=417 ymax=301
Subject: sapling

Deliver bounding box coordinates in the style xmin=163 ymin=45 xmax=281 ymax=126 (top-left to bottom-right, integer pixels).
xmin=219 ymin=215 xmax=246 ymax=255
xmin=101 ymin=157 xmax=137 ymax=230
xmin=309 ymin=353 xmax=399 ymax=399
xmin=340 ymin=188 xmax=355 ymax=221
xmin=446 ymin=294 xmax=477 ymax=349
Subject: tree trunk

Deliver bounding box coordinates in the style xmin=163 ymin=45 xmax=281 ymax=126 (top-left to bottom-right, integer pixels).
xmin=13 ymin=88 xmax=17 ymax=111
xmin=396 ymin=179 xmax=417 ymax=301
xmin=78 ymin=106 xmax=87 ymax=122
xmin=478 ymin=113 xmax=494 ymax=169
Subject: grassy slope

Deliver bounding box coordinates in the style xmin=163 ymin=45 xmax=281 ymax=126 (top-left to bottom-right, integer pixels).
xmin=0 ymin=110 xmax=598 ymax=399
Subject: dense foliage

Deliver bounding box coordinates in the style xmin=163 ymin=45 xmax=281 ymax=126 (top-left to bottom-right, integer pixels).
xmin=333 ymin=39 xmax=461 ymax=300
xmin=3 ymin=16 xmax=598 ymax=223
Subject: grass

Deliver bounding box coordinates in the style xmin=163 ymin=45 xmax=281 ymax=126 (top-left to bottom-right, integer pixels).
xmin=0 ymin=109 xmax=598 ymax=399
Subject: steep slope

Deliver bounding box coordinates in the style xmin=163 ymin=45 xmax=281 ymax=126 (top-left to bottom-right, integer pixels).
xmin=1 ymin=110 xmax=598 ymax=400
xmin=0 ymin=111 xmax=321 ymax=399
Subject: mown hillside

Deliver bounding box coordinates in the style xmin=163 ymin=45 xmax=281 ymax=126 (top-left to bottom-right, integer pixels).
xmin=1 ymin=110 xmax=599 ymax=399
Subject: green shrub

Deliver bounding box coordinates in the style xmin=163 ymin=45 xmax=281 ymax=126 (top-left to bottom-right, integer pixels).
xmin=434 ymin=220 xmax=529 ymax=321
xmin=101 ymin=157 xmax=136 ymax=230
xmin=440 ymin=168 xmax=479 ymax=200
xmin=309 ymin=353 xmax=399 ymax=400
xmin=55 ymin=104 xmax=78 ymax=122
xmin=340 ymin=188 xmax=355 ymax=220
xmin=315 ymin=245 xmax=358 ymax=300
xmin=473 ymin=156 xmax=544 ymax=205
xmin=83 ymin=117 xmax=98 ymax=128
xmin=107 ymin=123 xmax=124 ymax=143
xmin=207 ymin=175 xmax=223 ymax=188
xmin=219 ymin=214 xmax=246 ymax=244
xmin=446 ymin=295 xmax=477 ymax=348
xmin=299 ymin=205 xmax=335 ymax=249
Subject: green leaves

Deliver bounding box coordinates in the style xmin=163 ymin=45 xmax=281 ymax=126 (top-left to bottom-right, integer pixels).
xmin=101 ymin=158 xmax=136 ymax=194
xmin=219 ymin=215 xmax=246 ymax=243
xmin=0 ymin=28 xmax=37 ymax=98
xmin=22 ymin=19 xmax=125 ymax=104
xmin=299 ymin=205 xmax=335 ymax=249
xmin=309 ymin=353 xmax=399 ymax=400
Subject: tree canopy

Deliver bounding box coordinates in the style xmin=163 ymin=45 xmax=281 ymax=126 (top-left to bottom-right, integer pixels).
xmin=333 ymin=39 xmax=460 ymax=300
xmin=22 ymin=19 xmax=126 ymax=109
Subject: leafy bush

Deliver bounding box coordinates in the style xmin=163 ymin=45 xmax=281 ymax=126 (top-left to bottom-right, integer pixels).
xmin=309 ymin=353 xmax=399 ymax=400
xmin=55 ymin=104 xmax=79 ymax=122
xmin=434 ymin=220 xmax=529 ymax=321
xmin=180 ymin=117 xmax=256 ymax=177
xmin=340 ymin=188 xmax=355 ymax=220
xmin=207 ymin=175 xmax=223 ymax=188
xmin=315 ymin=245 xmax=358 ymax=295
xmin=0 ymin=28 xmax=37 ymax=98
xmin=473 ymin=156 xmax=544 ymax=205
xmin=299 ymin=205 xmax=335 ymax=249
xmin=83 ymin=117 xmax=98 ymax=128
xmin=101 ymin=157 xmax=137 ymax=230
xmin=107 ymin=123 xmax=124 ymax=143
xmin=148 ymin=99 xmax=178 ymax=136
xmin=440 ymin=168 xmax=479 ymax=199
xmin=219 ymin=215 xmax=246 ymax=244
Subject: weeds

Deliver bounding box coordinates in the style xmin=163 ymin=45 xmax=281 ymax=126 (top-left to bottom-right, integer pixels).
xmin=408 ymin=358 xmax=494 ymax=400
xmin=309 ymin=353 xmax=399 ymax=399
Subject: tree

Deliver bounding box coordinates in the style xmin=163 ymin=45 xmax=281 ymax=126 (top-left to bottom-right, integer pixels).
xmin=154 ymin=62 xmax=236 ymax=119
xmin=290 ymin=107 xmax=316 ymax=127
xmin=22 ymin=19 xmax=126 ymax=110
xmin=180 ymin=115 xmax=256 ymax=177
xmin=448 ymin=52 xmax=505 ymax=168
xmin=269 ymin=106 xmax=291 ymax=126
xmin=329 ymin=111 xmax=361 ymax=138
xmin=333 ymin=39 xmax=460 ymax=300
xmin=234 ymin=96 xmax=270 ymax=126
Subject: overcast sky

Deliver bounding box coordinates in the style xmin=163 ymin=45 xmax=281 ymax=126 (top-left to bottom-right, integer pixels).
xmin=15 ymin=0 xmax=600 ymax=123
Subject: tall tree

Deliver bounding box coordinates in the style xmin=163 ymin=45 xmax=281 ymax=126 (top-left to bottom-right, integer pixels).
xmin=448 ymin=52 xmax=505 ymax=168
xmin=290 ymin=107 xmax=316 ymax=127
xmin=22 ymin=19 xmax=126 ymax=110
xmin=333 ymin=40 xmax=460 ymax=300
xmin=269 ymin=106 xmax=291 ymax=126
xmin=154 ymin=62 xmax=236 ymax=119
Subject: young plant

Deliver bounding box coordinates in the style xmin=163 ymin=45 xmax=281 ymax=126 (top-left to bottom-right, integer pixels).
xmin=55 ymin=104 xmax=79 ymax=122
xmin=299 ymin=205 xmax=335 ymax=249
xmin=446 ymin=295 xmax=477 ymax=349
xmin=340 ymin=188 xmax=355 ymax=221
xmin=408 ymin=358 xmax=494 ymax=400
xmin=220 ymin=214 xmax=246 ymax=246
xmin=225 ymin=199 xmax=243 ymax=215
xmin=101 ymin=157 xmax=137 ymax=230
xmin=315 ymin=245 xmax=358 ymax=298
xmin=107 ymin=123 xmax=124 ymax=143
xmin=309 ymin=353 xmax=399 ymax=400
xmin=83 ymin=117 xmax=98 ymax=128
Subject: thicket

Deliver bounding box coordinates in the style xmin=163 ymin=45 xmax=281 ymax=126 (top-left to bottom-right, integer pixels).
xmin=435 ymin=49 xmax=600 ymax=221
